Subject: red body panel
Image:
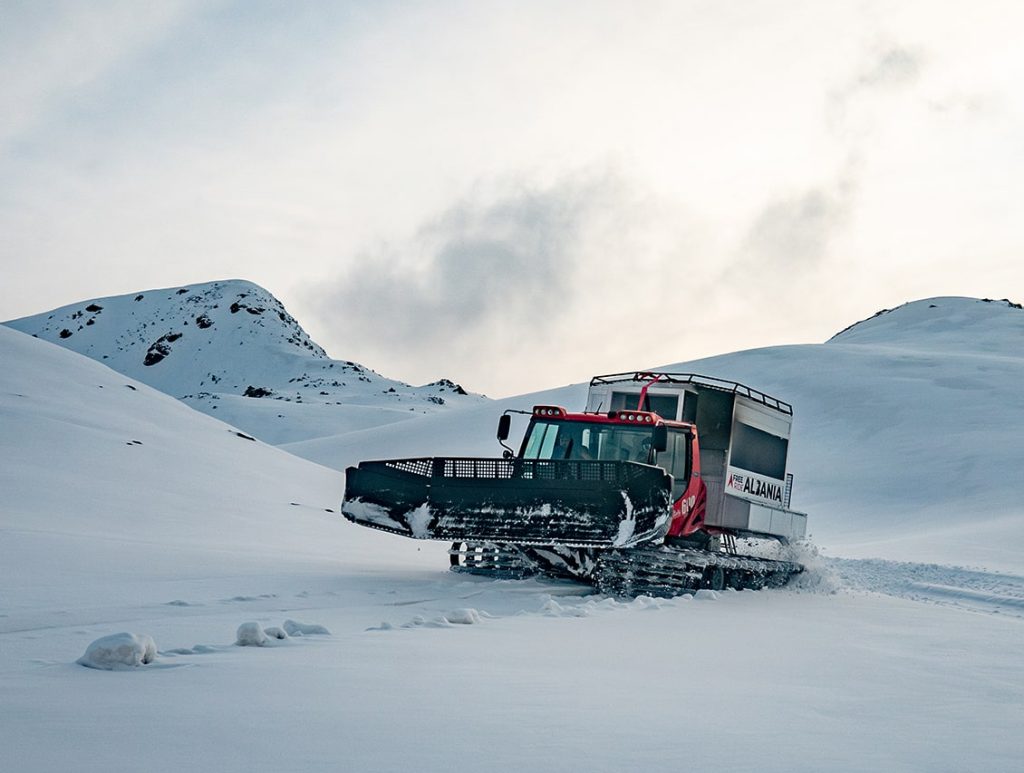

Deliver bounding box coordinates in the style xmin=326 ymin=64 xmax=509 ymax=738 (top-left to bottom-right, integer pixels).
xmin=667 ymin=432 xmax=707 ymax=538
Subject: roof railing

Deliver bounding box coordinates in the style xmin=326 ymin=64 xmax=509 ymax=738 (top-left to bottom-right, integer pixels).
xmin=589 ymin=371 xmax=793 ymax=415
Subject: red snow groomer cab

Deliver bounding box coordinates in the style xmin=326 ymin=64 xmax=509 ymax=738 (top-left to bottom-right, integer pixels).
xmin=342 ymin=372 xmax=808 ymax=596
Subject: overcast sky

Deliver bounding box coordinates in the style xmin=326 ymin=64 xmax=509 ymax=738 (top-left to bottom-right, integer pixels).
xmin=2 ymin=1 xmax=1022 ymax=396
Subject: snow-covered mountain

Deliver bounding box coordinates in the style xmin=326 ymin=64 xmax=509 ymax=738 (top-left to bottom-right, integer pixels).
xmin=2 ymin=317 xmax=1022 ymax=773
xmin=829 ymin=295 xmax=1023 ymax=351
xmin=3 ymin=279 xmax=484 ymax=444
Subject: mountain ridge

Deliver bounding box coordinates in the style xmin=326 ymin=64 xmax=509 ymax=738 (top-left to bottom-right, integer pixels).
xmin=827 ymin=296 xmax=1024 ymax=353
xmin=4 ymin=279 xmax=484 ymax=444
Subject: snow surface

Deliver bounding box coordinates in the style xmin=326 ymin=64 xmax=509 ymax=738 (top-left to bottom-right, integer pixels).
xmin=2 ymin=300 xmax=1024 ymax=772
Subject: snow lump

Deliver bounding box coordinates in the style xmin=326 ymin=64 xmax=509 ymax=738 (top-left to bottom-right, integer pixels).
xmin=445 ymin=608 xmax=482 ymax=625
xmin=236 ymin=622 xmax=268 ymax=647
xmin=77 ymin=632 xmax=158 ymax=670
xmin=282 ymin=619 xmax=330 ymax=636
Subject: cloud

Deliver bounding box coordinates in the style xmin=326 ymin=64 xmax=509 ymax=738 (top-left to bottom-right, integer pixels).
xmin=740 ymin=170 xmax=857 ymax=272
xmin=700 ymin=163 xmax=860 ymax=346
xmin=854 ymin=46 xmax=924 ymax=90
xmin=827 ymin=44 xmax=926 ymax=130
xmin=308 ymin=169 xmax=630 ymax=383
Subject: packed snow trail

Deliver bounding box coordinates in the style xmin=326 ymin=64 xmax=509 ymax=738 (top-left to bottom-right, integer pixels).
xmin=822 ymin=557 xmax=1024 ymax=617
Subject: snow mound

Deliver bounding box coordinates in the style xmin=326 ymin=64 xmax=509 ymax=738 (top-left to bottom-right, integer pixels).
xmin=77 ymin=633 xmax=157 ymax=670
xmin=389 ymin=608 xmax=491 ymax=629
xmin=629 ymin=595 xmax=669 ymax=610
xmin=283 ymin=619 xmax=330 ymax=636
xmin=237 ymin=619 xmax=330 ymax=643
xmin=236 ymin=622 xmax=268 ymax=647
xmin=541 ymin=598 xmax=591 ymax=618
xmin=161 ymin=644 xmax=223 ymax=656
xmin=445 ymin=608 xmax=482 ymax=625
xmin=542 ymin=594 xmax=677 ymax=618
xmin=693 ymin=589 xmax=719 ymax=601
xmin=401 ymin=614 xmax=453 ymax=629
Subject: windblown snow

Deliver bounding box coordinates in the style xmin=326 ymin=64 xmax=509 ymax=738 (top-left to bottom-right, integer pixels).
xmin=1 ymin=296 xmax=1022 ymax=772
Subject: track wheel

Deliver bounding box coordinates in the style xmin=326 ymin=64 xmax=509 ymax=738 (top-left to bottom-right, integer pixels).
xmin=726 ymin=570 xmax=746 ymax=591
xmin=450 ymin=542 xmax=467 ymax=568
xmin=703 ymin=565 xmax=725 ymax=591
xmin=741 ymin=572 xmax=765 ymax=590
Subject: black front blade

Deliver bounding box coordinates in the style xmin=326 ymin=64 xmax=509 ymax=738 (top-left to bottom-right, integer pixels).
xmin=341 ymin=457 xmax=672 ymax=548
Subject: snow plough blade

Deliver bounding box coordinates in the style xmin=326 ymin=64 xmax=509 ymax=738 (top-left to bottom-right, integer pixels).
xmin=341 ymin=457 xmax=673 ymax=548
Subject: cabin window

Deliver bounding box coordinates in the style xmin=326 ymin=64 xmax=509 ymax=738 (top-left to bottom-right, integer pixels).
xmin=609 ymin=391 xmax=679 ymax=420
xmin=730 ymin=422 xmax=788 ymax=480
xmin=522 ymin=420 xmax=656 ymax=462
xmin=656 ymin=431 xmax=691 ymax=498
xmin=522 ymin=421 xmax=559 ymax=459
xmin=681 ymin=391 xmax=698 ymax=423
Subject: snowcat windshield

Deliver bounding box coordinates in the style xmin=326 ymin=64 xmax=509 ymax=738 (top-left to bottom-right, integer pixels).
xmin=522 ymin=420 xmax=656 ymax=463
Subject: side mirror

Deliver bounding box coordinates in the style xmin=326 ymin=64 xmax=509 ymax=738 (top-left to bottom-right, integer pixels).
xmin=652 ymin=424 xmax=668 ymax=453
xmin=497 ymin=414 xmax=511 ymax=441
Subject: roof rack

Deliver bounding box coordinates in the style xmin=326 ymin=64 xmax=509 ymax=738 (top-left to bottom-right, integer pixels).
xmin=589 ymin=371 xmax=793 ymax=415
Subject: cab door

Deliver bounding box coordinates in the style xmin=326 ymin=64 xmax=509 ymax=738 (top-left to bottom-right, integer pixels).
xmin=656 ymin=430 xmax=691 ymax=500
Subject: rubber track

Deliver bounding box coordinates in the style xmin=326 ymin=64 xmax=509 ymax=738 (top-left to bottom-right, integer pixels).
xmin=449 ymin=542 xmax=803 ymax=598
xmin=448 ymin=543 xmax=539 ymax=579
xmin=594 ymin=546 xmax=803 ymax=598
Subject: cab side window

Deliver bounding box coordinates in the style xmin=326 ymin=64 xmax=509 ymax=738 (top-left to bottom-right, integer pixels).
xmin=656 ymin=431 xmax=691 ymax=498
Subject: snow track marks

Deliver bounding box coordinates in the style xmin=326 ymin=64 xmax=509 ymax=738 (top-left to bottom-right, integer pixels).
xmin=826 ymin=557 xmax=1024 ymax=617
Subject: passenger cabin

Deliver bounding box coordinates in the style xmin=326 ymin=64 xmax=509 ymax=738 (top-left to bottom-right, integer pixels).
xmin=586 ymin=372 xmax=807 ymax=542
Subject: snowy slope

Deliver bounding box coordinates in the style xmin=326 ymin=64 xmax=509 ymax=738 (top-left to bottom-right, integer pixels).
xmin=0 ymin=325 xmax=437 ymax=612
xmin=829 ymin=295 xmax=1024 ymax=352
xmin=3 ymin=279 xmax=484 ymax=444
xmin=670 ymin=296 xmax=1024 ymax=569
xmin=2 ymin=325 xmax=1023 ymax=772
xmin=290 ymin=297 xmax=1024 ymax=572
